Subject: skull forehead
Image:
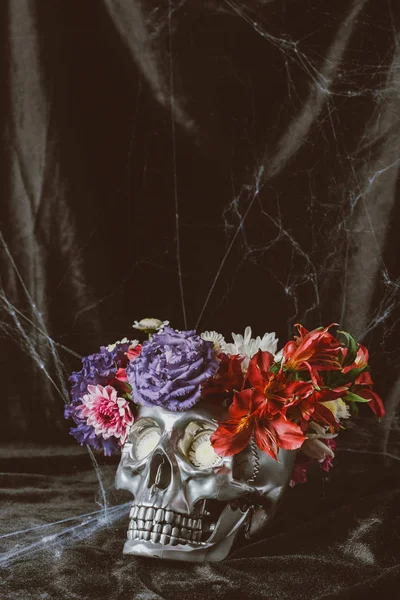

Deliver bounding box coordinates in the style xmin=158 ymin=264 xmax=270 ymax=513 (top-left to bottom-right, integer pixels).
xmin=136 ymin=401 xmax=230 ymax=432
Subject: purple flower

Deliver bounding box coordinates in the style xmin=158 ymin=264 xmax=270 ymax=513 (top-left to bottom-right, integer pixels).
xmin=65 ymin=341 xmax=132 ymax=456
xmin=71 ymin=422 xmax=120 ymax=456
xmin=65 ymin=400 xmax=120 ymax=456
xmin=126 ymin=327 xmax=219 ymax=411
xmin=69 ymin=342 xmax=130 ymax=403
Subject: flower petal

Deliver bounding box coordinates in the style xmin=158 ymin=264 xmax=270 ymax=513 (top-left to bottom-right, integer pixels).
xmin=247 ymin=350 xmax=274 ymax=388
xmin=270 ymin=415 xmax=306 ymax=450
xmin=210 ymin=423 xmax=253 ymax=456
xmin=229 ymin=389 xmax=265 ymax=419
xmin=356 ymin=388 xmax=385 ymax=419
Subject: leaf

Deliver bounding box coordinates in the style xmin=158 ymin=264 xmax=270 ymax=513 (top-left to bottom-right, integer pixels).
xmin=337 ymin=330 xmax=358 ymax=367
xmin=296 ymin=371 xmax=312 ymax=382
xmin=343 ymin=391 xmax=371 ymax=403
xmin=269 ymin=363 xmax=281 ymax=374
xmin=333 ymin=366 xmax=368 ymax=386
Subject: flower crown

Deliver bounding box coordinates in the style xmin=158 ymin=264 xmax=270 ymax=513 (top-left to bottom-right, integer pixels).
xmin=65 ymin=318 xmax=385 ymax=485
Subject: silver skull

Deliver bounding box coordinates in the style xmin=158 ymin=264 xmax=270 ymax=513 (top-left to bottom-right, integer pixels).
xmin=115 ymin=401 xmax=295 ymax=562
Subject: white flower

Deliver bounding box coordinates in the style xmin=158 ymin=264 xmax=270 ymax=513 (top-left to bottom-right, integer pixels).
xmin=321 ymin=398 xmax=350 ymax=422
xmin=127 ymin=340 xmax=140 ymax=350
xmin=200 ymin=331 xmax=226 ymax=354
xmin=132 ymin=318 xmax=169 ymax=333
xmin=106 ymin=337 xmax=131 ymax=352
xmin=301 ymin=422 xmax=337 ymax=461
xmin=223 ymin=326 xmax=278 ymax=369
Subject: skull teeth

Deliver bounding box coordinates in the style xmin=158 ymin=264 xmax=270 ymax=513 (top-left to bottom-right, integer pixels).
xmin=127 ymin=503 xmax=211 ymax=546
xmin=147 ymin=507 xmax=155 ymax=520
xmin=162 ymin=524 xmax=172 ymax=535
xmin=138 ymin=506 xmax=147 ymax=520
xmin=155 ymin=508 xmax=164 ymax=522
xmin=165 ymin=511 xmax=174 ymax=524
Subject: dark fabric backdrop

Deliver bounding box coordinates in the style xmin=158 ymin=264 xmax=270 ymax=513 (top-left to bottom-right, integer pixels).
xmin=1 ymin=1 xmax=399 ymax=598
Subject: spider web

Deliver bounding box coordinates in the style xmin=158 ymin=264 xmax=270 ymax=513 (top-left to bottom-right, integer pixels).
xmin=0 ymin=0 xmax=399 ymax=563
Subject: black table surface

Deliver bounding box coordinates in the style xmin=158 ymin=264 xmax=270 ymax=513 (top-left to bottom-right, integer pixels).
xmin=1 ymin=419 xmax=399 ymax=600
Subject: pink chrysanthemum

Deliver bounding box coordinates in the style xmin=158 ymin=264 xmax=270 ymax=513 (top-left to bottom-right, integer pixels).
xmin=78 ymin=384 xmax=134 ymax=445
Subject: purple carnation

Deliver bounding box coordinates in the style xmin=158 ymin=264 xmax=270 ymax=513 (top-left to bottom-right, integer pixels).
xmin=64 ymin=401 xmax=119 ymax=456
xmin=69 ymin=421 xmax=120 ymax=457
xmin=69 ymin=342 xmax=130 ymax=403
xmin=65 ymin=341 xmax=132 ymax=455
xmin=126 ymin=327 xmax=219 ymax=411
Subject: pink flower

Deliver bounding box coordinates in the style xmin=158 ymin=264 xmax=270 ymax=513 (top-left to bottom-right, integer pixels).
xmin=115 ymin=368 xmax=129 ymax=383
xmin=126 ymin=344 xmax=142 ymax=361
xmin=78 ymin=385 xmax=134 ymax=445
xmin=289 ymin=452 xmax=312 ymax=486
xmin=114 ymin=344 xmax=143 ymax=386
xmin=321 ymin=439 xmax=336 ymax=472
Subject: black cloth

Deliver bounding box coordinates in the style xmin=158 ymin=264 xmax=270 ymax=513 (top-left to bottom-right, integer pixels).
xmin=1 ymin=0 xmax=400 ymax=442
xmin=1 ymin=421 xmax=399 ymax=599
xmin=1 ymin=0 xmax=400 ymax=597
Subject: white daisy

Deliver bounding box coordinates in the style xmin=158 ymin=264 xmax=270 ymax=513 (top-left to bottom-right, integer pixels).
xmin=200 ymin=331 xmax=226 ymax=354
xmin=223 ymin=326 xmax=278 ymax=369
xmin=106 ymin=337 xmax=131 ymax=352
xmin=132 ymin=318 xmax=169 ymax=333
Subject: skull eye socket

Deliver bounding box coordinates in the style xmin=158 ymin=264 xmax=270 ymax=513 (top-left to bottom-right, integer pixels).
xmin=188 ymin=431 xmax=222 ymax=469
xmin=128 ymin=418 xmax=161 ymax=460
xmin=179 ymin=420 xmax=223 ymax=469
xmin=135 ymin=429 xmax=161 ymax=460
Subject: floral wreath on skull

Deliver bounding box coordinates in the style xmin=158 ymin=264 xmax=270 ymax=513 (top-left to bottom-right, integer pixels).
xmin=65 ymin=318 xmax=385 ymax=486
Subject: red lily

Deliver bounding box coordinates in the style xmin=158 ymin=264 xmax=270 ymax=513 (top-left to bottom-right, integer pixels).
xmin=312 ymin=387 xmax=348 ymax=430
xmin=211 ymin=388 xmax=305 ymax=459
xmin=351 ymin=387 xmax=385 ymax=419
xmin=202 ymin=353 xmax=245 ymax=400
xmin=342 ymin=344 xmax=369 ymax=373
xmin=246 ymin=350 xmax=275 ymax=389
xmin=247 ymin=351 xmax=289 ymax=408
xmin=341 ymin=345 xmax=385 ymax=418
xmin=282 ymin=324 xmax=342 ymax=385
xmin=354 ymin=370 xmax=374 ymax=386
xmin=343 ymin=345 xmax=374 ymax=385
xmin=254 ymin=408 xmax=306 ymax=459
xmin=284 ymin=379 xmax=345 ymax=432
xmin=210 ymin=388 xmax=265 ymax=456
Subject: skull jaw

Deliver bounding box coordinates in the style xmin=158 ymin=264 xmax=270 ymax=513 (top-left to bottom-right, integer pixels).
xmin=122 ymin=505 xmax=250 ymax=562
xmin=123 ymin=533 xmax=237 ymax=562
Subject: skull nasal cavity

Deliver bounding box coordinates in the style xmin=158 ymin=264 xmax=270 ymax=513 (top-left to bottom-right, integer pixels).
xmin=148 ymin=452 xmax=171 ymax=490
